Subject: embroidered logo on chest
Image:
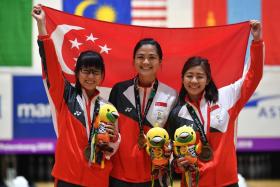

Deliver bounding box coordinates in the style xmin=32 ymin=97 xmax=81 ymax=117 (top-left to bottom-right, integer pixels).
xmin=74 ymin=111 xmax=82 ymax=116
xmin=125 ymin=107 xmax=132 ymax=113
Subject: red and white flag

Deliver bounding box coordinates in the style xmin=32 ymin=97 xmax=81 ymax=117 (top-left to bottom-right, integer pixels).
xmin=43 ymin=6 xmax=250 ymax=90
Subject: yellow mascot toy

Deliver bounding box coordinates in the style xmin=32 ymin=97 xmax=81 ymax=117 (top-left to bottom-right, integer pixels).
xmin=146 ymin=124 xmax=172 ymax=187
xmin=90 ymin=103 xmax=119 ymax=168
xmin=173 ymin=125 xmax=201 ymax=187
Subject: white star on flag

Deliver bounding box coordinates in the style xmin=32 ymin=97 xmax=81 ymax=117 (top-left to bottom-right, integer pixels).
xmin=99 ymin=44 xmax=112 ymax=54
xmin=86 ymin=33 xmax=98 ymax=43
xmin=69 ymin=38 xmax=83 ymax=49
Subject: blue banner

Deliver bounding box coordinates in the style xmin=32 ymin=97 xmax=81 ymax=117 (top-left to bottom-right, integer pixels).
xmin=13 ymin=76 xmax=56 ymax=138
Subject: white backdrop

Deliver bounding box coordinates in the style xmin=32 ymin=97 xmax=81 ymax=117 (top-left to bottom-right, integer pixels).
xmin=0 ymin=73 xmax=12 ymax=140
xmin=238 ymin=67 xmax=280 ymax=137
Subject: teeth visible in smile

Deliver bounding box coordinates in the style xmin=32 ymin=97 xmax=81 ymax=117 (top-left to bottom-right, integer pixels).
xmin=141 ymin=67 xmax=151 ymax=70
xmin=189 ymin=86 xmax=199 ymax=89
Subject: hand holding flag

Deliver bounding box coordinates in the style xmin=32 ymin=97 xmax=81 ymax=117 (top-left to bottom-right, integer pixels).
xmin=39 ymin=5 xmax=251 ymax=90
xmin=250 ymin=20 xmax=262 ymax=41
xmin=32 ymin=5 xmax=47 ymax=36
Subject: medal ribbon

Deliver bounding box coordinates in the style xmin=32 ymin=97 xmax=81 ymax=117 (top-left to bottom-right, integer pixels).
xmin=186 ymin=103 xmax=208 ymax=145
xmin=88 ymin=97 xmax=100 ymax=145
xmin=134 ymin=77 xmax=158 ymax=136
xmin=186 ymin=103 xmax=213 ymax=161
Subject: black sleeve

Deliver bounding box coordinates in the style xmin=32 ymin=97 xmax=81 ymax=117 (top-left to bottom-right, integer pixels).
xmin=167 ymin=106 xmax=180 ymax=141
xmin=37 ymin=40 xmax=46 ymax=67
xmin=109 ymin=83 xmax=119 ymax=108
xmin=37 ymin=39 xmax=50 ymax=88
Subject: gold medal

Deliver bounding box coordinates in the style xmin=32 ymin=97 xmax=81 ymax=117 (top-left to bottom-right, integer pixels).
xmin=198 ymin=144 xmax=213 ymax=162
xmin=138 ymin=133 xmax=147 ymax=149
xmin=84 ymin=145 xmax=91 ymax=161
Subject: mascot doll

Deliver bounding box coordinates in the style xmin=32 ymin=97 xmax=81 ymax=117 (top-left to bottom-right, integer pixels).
xmin=90 ymin=103 xmax=119 ymax=168
xmin=173 ymin=125 xmax=201 ymax=187
xmin=146 ymin=124 xmax=173 ymax=187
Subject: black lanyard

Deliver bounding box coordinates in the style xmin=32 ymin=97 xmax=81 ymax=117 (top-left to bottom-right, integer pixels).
xmin=186 ymin=103 xmax=208 ymax=145
xmin=88 ymin=97 xmax=100 ymax=145
xmin=134 ymin=77 xmax=158 ymax=134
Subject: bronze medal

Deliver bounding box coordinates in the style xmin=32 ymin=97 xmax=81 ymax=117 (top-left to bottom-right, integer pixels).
xmin=138 ymin=133 xmax=147 ymax=149
xmin=199 ymin=144 xmax=213 ymax=162
xmin=84 ymin=145 xmax=91 ymax=161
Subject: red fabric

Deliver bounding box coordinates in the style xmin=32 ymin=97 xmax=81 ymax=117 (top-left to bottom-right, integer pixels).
xmin=42 ymin=6 xmax=250 ymax=91
xmin=110 ymin=113 xmax=152 ymax=182
xmin=108 ymin=78 xmax=177 ymax=183
xmin=194 ymin=0 xmax=227 ymax=27
xmin=262 ymin=0 xmax=280 ymax=65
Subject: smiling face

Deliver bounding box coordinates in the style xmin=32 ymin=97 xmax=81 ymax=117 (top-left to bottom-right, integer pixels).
xmin=78 ymin=67 xmax=103 ymax=97
xmin=74 ymin=51 xmax=105 ymax=98
xmin=134 ymin=44 xmax=161 ymax=86
xmin=183 ymin=65 xmax=209 ymax=102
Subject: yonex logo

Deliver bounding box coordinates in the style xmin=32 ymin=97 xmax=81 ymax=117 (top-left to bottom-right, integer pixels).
xmin=74 ymin=111 xmax=82 ymax=116
xmin=125 ymin=107 xmax=132 ymax=112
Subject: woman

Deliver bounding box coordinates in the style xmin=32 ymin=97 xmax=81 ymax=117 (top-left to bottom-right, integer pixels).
xmin=32 ymin=5 xmax=120 ymax=187
xmin=109 ymin=38 xmax=178 ymax=187
xmin=168 ymin=21 xmax=263 ymax=187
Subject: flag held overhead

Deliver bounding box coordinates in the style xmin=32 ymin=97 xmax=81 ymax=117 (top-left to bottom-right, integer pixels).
xmin=43 ymin=6 xmax=250 ymax=90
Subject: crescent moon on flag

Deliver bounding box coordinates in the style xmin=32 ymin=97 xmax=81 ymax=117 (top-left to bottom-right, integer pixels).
xmin=75 ymin=0 xmax=96 ymax=16
xmin=51 ymin=24 xmax=84 ymax=75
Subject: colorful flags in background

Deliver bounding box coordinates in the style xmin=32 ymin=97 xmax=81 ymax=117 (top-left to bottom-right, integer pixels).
xmin=63 ymin=0 xmax=131 ymax=24
xmin=43 ymin=6 xmax=250 ymax=90
xmin=198 ymin=0 xmax=279 ymax=66
xmin=0 ymin=0 xmax=279 ymax=67
xmin=131 ymin=0 xmax=168 ymax=27
xmin=63 ymin=0 xmax=186 ymax=27
xmin=194 ymin=0 xmax=227 ymax=27
xmin=61 ymin=0 xmax=280 ymax=66
xmin=63 ymin=0 xmax=168 ymax=27
xmin=0 ymin=1 xmax=32 ymax=67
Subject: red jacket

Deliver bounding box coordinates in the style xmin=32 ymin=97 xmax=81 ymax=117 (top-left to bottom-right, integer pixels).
xmin=38 ymin=35 xmax=120 ymax=187
xmin=109 ymin=78 xmax=177 ymax=182
xmin=168 ymin=40 xmax=264 ymax=187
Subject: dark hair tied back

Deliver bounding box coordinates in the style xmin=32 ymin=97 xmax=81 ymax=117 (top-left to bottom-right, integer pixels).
xmin=133 ymin=38 xmax=163 ymax=60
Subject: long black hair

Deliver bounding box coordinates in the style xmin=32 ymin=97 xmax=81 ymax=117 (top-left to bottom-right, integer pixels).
xmin=133 ymin=38 xmax=163 ymax=60
xmin=179 ymin=56 xmax=218 ymax=104
xmin=74 ymin=50 xmax=105 ymax=94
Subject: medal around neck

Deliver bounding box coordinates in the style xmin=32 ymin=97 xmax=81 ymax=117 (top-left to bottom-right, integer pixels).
xmin=198 ymin=144 xmax=213 ymax=162
xmin=84 ymin=145 xmax=91 ymax=161
xmin=138 ymin=132 xmax=147 ymax=149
